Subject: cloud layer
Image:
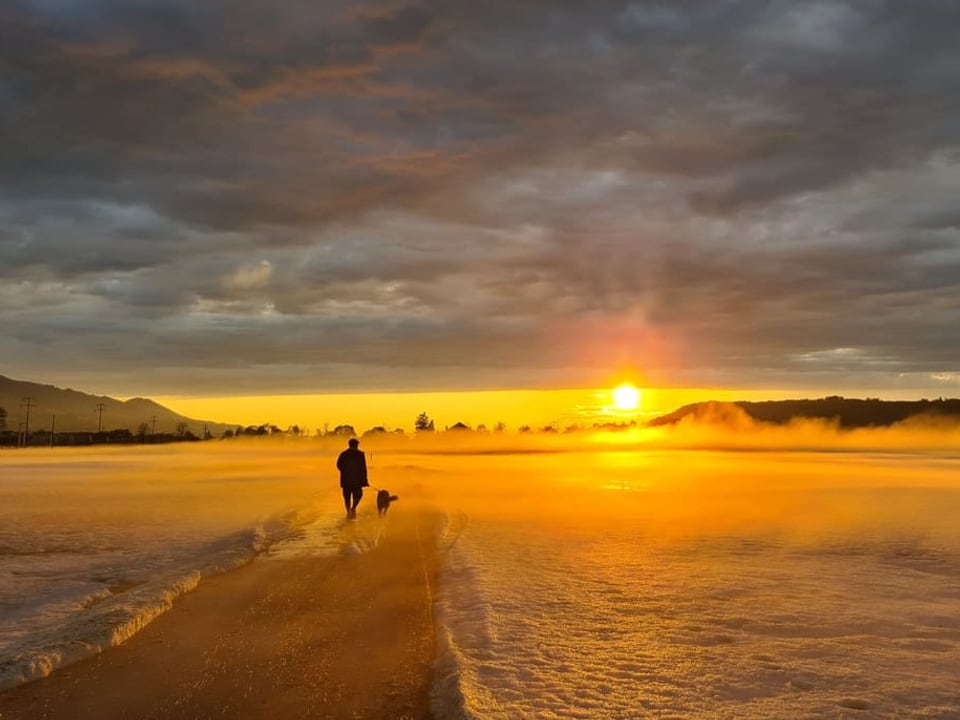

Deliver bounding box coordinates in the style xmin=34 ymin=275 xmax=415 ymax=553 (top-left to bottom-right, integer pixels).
xmin=2 ymin=1 xmax=959 ymax=395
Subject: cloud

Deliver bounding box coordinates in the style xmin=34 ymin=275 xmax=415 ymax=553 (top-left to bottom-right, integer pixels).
xmin=1 ymin=1 xmax=960 ymax=395
xmin=222 ymin=260 xmax=273 ymax=291
xmin=931 ymin=373 xmax=960 ymax=384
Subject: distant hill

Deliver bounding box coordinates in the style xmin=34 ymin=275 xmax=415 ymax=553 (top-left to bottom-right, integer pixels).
xmin=648 ymin=396 xmax=960 ymax=429
xmin=0 ymin=374 xmax=235 ymax=436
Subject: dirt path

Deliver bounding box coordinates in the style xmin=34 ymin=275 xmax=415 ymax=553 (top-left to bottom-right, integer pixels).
xmin=0 ymin=509 xmax=440 ymax=720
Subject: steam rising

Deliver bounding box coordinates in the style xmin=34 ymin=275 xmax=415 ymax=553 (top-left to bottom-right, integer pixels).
xmin=2 ymin=418 xmax=959 ymax=715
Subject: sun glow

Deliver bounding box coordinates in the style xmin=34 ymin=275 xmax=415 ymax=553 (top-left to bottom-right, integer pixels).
xmin=611 ymin=383 xmax=641 ymax=411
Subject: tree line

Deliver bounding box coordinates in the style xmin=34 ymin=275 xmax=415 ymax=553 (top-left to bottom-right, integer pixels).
xmin=0 ymin=404 xmax=643 ymax=449
xmin=0 ymin=403 xmax=216 ymax=448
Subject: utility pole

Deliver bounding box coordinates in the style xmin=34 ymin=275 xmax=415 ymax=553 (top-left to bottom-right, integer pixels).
xmin=50 ymin=415 xmax=56 ymax=448
xmin=95 ymin=403 xmax=105 ymax=434
xmin=151 ymin=415 xmax=157 ymax=438
xmin=21 ymin=397 xmax=33 ymax=447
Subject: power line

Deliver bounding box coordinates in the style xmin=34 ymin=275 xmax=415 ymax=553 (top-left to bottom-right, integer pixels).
xmin=21 ymin=397 xmax=33 ymax=447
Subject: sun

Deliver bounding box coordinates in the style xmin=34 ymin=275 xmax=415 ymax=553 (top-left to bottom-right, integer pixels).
xmin=611 ymin=383 xmax=641 ymax=411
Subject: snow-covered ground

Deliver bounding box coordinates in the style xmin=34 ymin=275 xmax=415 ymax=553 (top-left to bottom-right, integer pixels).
xmin=0 ymin=443 xmax=341 ymax=689
xmin=424 ymin=446 xmax=960 ymax=719
xmin=2 ymin=435 xmax=959 ymax=718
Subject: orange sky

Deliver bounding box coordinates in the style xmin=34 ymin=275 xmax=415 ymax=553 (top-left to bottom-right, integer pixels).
xmin=151 ymin=386 xmax=883 ymax=435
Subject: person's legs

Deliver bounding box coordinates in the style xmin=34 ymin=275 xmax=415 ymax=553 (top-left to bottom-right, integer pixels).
xmin=343 ymin=487 xmax=362 ymax=518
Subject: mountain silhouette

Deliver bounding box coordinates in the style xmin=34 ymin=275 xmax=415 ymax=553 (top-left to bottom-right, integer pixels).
xmin=0 ymin=374 xmax=234 ymax=435
xmin=648 ymin=396 xmax=960 ymax=429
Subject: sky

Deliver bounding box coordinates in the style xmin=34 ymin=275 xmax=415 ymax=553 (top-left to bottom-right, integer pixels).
xmin=2 ymin=1 xmax=960 ymax=412
xmin=152 ymin=386 xmax=813 ymax=434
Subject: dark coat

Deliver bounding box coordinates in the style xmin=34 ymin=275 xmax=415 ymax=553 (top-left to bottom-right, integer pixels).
xmin=336 ymin=447 xmax=368 ymax=489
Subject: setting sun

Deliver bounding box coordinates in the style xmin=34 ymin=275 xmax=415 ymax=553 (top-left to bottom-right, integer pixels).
xmin=3 ymin=3 xmax=958 ymax=719
xmin=611 ymin=383 xmax=641 ymax=411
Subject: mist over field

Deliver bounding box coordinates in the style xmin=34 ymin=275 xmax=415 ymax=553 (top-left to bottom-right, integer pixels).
xmin=5 ymin=0 xmax=960 ymax=715
xmin=2 ymin=421 xmax=959 ymax=716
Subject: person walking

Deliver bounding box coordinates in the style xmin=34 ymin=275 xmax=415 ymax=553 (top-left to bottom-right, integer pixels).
xmin=336 ymin=437 xmax=368 ymax=519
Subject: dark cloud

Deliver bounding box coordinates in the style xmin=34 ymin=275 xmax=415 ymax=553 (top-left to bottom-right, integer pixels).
xmin=2 ymin=1 xmax=960 ymax=396
xmin=362 ymin=4 xmax=435 ymax=47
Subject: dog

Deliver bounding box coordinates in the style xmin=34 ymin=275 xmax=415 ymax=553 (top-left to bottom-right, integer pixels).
xmin=376 ymin=489 xmax=399 ymax=517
